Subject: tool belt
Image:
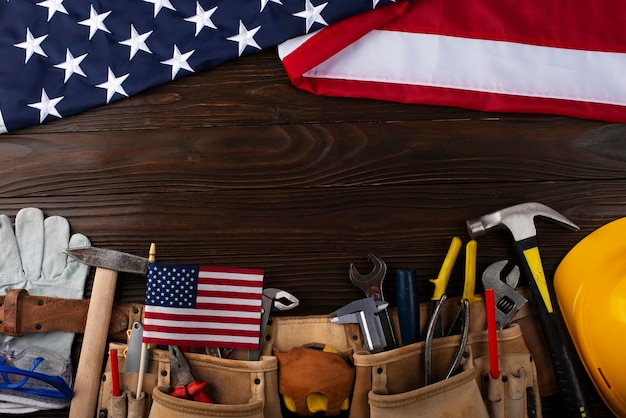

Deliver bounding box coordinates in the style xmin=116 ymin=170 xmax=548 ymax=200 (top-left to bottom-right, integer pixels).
xmin=96 ymin=289 xmax=549 ymax=418
xmin=0 ymin=289 xmax=143 ymax=341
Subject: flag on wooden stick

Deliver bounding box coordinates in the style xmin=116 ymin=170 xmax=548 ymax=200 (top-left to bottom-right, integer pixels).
xmin=142 ymin=262 xmax=264 ymax=350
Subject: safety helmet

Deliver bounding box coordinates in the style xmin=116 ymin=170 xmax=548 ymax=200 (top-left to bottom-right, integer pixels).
xmin=554 ymin=217 xmax=626 ymax=417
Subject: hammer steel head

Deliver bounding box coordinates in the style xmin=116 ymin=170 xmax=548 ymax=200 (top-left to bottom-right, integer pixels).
xmin=466 ymin=202 xmax=579 ymax=242
xmin=64 ymin=246 xmax=149 ymax=275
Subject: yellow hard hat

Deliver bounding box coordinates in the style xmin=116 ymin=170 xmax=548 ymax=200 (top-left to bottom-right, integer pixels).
xmin=554 ymin=217 xmax=626 ymax=417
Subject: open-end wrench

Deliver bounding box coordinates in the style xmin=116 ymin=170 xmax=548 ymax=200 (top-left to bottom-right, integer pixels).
xmin=248 ymin=288 xmax=299 ymax=360
xmin=481 ymin=260 xmax=527 ymax=329
xmin=349 ymin=254 xmax=396 ymax=350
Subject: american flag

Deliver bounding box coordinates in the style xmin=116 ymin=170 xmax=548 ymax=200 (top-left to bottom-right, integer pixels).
xmin=279 ymin=0 xmax=626 ymax=122
xmin=0 ymin=0 xmax=397 ymax=133
xmin=142 ymin=262 xmax=264 ymax=349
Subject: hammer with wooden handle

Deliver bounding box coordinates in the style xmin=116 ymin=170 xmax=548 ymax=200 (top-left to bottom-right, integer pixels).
xmin=64 ymin=246 xmax=149 ymax=418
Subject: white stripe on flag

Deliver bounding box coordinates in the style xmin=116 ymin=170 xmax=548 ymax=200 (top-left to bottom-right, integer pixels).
xmin=301 ymin=30 xmax=626 ymax=106
xmin=198 ymin=283 xmax=263 ymax=294
xmin=196 ymin=296 xmax=262 ymax=306
xmin=142 ymin=331 xmax=259 ymax=344
xmin=144 ymin=318 xmax=259 ymax=331
xmin=199 ymin=270 xmax=264 ymax=281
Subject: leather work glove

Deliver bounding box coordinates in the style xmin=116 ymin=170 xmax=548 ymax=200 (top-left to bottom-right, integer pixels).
xmin=0 ymin=208 xmax=90 ymax=412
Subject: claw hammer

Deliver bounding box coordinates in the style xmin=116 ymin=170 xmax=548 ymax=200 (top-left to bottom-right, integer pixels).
xmin=65 ymin=246 xmax=150 ymax=418
xmin=467 ymin=202 xmax=593 ymax=418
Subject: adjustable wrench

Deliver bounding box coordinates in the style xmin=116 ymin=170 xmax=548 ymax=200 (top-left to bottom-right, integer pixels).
xmin=249 ymin=288 xmax=299 ymax=360
xmin=481 ymin=260 xmax=527 ymax=329
xmin=349 ymin=254 xmax=396 ymax=350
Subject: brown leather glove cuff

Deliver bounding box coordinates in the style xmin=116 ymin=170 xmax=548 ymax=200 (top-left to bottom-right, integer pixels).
xmin=0 ymin=289 xmax=143 ymax=341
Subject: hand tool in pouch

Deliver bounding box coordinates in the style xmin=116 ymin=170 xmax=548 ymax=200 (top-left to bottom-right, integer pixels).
xmin=423 ymin=294 xmax=469 ymax=385
xmin=485 ymin=288 xmax=500 ymax=379
xmin=467 ymin=202 xmax=593 ymax=418
xmin=136 ymin=243 xmax=155 ymax=399
xmin=64 ymin=246 xmax=150 ymax=418
xmin=330 ymin=297 xmax=389 ymax=353
xmin=429 ymin=237 xmax=462 ymax=338
xmin=169 ymin=345 xmax=213 ymax=403
xmin=123 ymin=322 xmax=150 ymax=373
xmin=481 ymin=260 xmax=527 ymax=329
xmin=248 ymin=288 xmax=299 ymax=360
xmin=349 ymin=253 xmax=396 ymax=349
xmin=448 ymin=240 xmax=482 ymax=335
xmin=395 ymin=268 xmax=419 ymax=345
xmin=110 ymin=349 xmax=121 ymax=397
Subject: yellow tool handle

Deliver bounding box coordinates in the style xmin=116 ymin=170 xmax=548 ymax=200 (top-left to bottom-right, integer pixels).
xmin=430 ymin=236 xmax=462 ymax=300
xmin=463 ymin=240 xmax=482 ymax=304
xmin=523 ymin=246 xmax=553 ymax=312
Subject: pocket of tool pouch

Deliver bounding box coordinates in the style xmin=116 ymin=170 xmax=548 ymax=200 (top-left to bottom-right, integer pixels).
xmin=352 ymin=338 xmax=489 ymax=418
xmin=474 ymin=353 xmax=540 ymax=418
xmin=149 ymin=387 xmax=264 ymax=418
xmin=367 ymin=363 xmax=489 ymax=418
xmin=152 ymin=352 xmax=281 ymax=418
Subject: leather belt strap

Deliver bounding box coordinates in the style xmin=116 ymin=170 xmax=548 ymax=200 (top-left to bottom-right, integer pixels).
xmin=0 ymin=289 xmax=143 ymax=341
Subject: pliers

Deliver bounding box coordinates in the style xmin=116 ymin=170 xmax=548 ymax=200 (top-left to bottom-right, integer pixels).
xmin=169 ymin=345 xmax=213 ymax=403
xmin=424 ymin=238 xmax=475 ymax=385
xmin=424 ymin=295 xmax=470 ymax=385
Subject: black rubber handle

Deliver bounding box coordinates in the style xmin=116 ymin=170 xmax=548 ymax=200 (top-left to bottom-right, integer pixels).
xmin=396 ymin=268 xmax=420 ymax=345
xmin=515 ymin=237 xmax=593 ymax=418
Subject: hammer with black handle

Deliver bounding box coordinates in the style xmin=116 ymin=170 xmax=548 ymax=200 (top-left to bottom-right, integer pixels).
xmin=467 ymin=202 xmax=593 ymax=418
xmin=64 ymin=246 xmax=149 ymax=418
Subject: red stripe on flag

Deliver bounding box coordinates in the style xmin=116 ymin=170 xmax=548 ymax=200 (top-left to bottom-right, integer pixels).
xmin=197 ymin=277 xmax=264 ymax=288
xmin=144 ymin=311 xmax=260 ymax=325
xmin=199 ymin=266 xmax=264 ymax=276
xmin=196 ymin=290 xmax=263 ymax=300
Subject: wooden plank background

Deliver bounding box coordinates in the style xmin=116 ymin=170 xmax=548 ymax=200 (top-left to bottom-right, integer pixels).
xmin=3 ymin=48 xmax=623 ymax=417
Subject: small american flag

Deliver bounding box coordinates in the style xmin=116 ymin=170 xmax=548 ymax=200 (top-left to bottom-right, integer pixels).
xmin=142 ymin=262 xmax=264 ymax=349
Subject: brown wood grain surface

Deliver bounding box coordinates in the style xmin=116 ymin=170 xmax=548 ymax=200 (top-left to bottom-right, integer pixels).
xmin=2 ymin=49 xmax=622 ymax=416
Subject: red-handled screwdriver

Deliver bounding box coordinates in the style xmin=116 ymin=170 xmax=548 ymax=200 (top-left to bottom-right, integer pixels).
xmin=485 ymin=288 xmax=499 ymax=379
xmin=169 ymin=345 xmax=213 ymax=403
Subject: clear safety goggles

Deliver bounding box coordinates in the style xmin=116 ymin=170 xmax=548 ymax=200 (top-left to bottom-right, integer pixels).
xmin=0 ymin=346 xmax=72 ymax=401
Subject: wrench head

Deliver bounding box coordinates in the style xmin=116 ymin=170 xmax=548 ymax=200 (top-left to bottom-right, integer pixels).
xmin=482 ymin=260 xmax=527 ymax=329
xmin=482 ymin=260 xmax=520 ymax=288
xmin=263 ymin=288 xmax=299 ymax=311
xmin=349 ymin=253 xmax=387 ymax=300
xmin=249 ymin=288 xmax=299 ymax=360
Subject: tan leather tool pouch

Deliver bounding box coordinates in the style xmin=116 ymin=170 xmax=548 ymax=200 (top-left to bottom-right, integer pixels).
xmin=351 ymin=336 xmax=489 ymax=418
xmin=98 ymin=343 xmax=280 ymax=418
xmin=265 ymin=314 xmax=364 ymax=356
xmin=96 ymin=295 xmax=544 ymax=418
xmin=349 ymin=318 xmax=542 ymax=418
xmin=472 ymin=326 xmax=542 ymax=418
xmin=265 ymin=314 xmax=361 ymax=417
